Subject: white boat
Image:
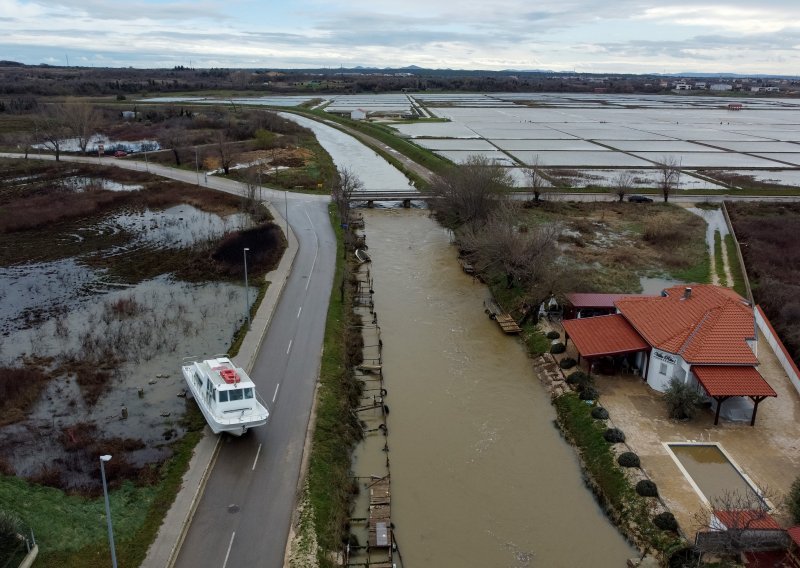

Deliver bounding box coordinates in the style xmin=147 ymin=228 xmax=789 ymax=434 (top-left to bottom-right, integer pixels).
xmin=181 ymin=356 xmax=269 ymax=436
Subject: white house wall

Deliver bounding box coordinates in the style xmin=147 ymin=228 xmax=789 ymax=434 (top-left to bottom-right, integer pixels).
xmin=647 ymin=349 xmax=690 ymax=392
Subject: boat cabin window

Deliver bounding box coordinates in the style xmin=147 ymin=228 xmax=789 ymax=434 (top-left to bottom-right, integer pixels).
xmin=243 ymin=388 xmax=253 ymax=399
xmin=229 ymin=389 xmax=244 ymax=402
xmin=194 ymin=372 xmax=203 ymax=388
xmin=218 ymin=390 xmax=229 ymax=403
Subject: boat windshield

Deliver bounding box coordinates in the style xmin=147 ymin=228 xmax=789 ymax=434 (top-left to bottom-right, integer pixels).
xmin=218 ymin=387 xmax=254 ymax=402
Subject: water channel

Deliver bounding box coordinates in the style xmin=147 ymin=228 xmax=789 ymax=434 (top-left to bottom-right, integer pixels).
xmin=358 ymin=208 xmax=634 ymax=567
xmin=277 ymin=111 xmax=635 ymax=565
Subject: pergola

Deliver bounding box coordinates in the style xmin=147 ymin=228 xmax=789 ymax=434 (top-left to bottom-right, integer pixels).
xmin=562 ymin=314 xmax=650 ymax=374
xmin=693 ymin=366 xmax=777 ymax=426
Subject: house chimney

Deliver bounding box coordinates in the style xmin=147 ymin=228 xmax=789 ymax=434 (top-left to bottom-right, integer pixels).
xmin=684 ymin=287 xmax=692 ymax=300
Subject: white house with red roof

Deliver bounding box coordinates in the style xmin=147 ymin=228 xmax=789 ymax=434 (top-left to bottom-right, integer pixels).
xmin=563 ymin=284 xmax=777 ymax=425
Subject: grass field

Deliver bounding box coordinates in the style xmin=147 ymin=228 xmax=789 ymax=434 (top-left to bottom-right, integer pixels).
xmin=521 ymin=201 xmax=709 ymax=293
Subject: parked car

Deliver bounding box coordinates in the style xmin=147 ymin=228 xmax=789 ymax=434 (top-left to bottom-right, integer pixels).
xmin=114 ymin=150 xmax=127 ymax=158
xmin=628 ymin=195 xmax=653 ymax=203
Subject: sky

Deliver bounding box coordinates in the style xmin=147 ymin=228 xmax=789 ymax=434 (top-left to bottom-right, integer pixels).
xmin=1 ymin=0 xmax=799 ymax=74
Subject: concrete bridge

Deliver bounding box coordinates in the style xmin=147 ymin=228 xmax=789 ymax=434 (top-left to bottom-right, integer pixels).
xmin=348 ymin=191 xmax=432 ymax=207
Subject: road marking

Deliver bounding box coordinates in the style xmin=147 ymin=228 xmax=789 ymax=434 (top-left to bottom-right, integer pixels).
xmin=304 ymin=208 xmax=319 ymax=290
xmin=297 ymin=306 xmax=302 ymax=318
xmin=287 ymin=340 xmax=293 ymax=354
xmin=222 ymin=531 xmax=236 ymax=568
xmin=252 ymin=444 xmax=262 ymax=471
xmin=273 ymin=383 xmax=280 ymax=403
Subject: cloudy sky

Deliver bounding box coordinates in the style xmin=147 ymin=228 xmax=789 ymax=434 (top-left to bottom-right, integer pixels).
xmin=1 ymin=0 xmax=799 ymax=74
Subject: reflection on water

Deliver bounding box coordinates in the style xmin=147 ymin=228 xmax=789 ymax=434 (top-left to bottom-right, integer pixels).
xmin=362 ymin=209 xmax=633 ymax=567
xmin=280 ymin=113 xmax=414 ymax=192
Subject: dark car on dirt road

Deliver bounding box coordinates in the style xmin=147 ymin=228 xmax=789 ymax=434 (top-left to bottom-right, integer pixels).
xmin=628 ymin=195 xmax=654 ymax=203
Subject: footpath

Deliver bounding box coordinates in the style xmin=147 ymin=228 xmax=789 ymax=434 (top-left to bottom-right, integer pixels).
xmin=141 ymin=202 xmax=299 ymax=568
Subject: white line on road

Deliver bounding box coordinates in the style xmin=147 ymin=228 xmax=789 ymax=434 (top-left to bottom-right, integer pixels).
xmin=273 ymin=383 xmax=280 ymax=403
xmin=287 ymin=340 xmax=293 ymax=354
xmin=222 ymin=531 xmax=236 ymax=568
xmin=252 ymin=444 xmax=262 ymax=471
xmin=304 ymin=208 xmax=319 ymax=290
xmin=297 ymin=306 xmax=302 ymax=318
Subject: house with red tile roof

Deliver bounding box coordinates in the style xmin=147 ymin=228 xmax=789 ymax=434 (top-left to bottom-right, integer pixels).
xmin=562 ymin=284 xmax=777 ymax=425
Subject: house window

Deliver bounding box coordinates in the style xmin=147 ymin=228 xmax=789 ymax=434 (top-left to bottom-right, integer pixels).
xmin=659 ymin=363 xmax=668 ymax=375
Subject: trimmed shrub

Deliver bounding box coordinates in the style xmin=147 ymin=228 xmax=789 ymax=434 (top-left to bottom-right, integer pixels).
xmin=789 ymin=475 xmax=800 ymax=524
xmin=591 ymin=406 xmax=609 ymax=420
xmin=604 ymin=428 xmax=626 ymax=443
xmin=546 ymin=330 xmax=561 ymax=340
xmin=559 ymin=357 xmax=577 ymax=369
xmin=636 ymin=479 xmax=659 ymax=497
xmin=654 ymin=511 xmax=678 ymax=531
xmin=617 ymin=451 xmax=641 ymax=468
xmin=566 ymin=371 xmax=590 ymax=386
xmin=579 ymin=386 xmax=599 ymax=401
xmin=550 ymin=343 xmax=566 ymax=354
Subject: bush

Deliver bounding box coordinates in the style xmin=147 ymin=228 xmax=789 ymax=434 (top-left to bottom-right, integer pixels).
xmin=617 ymin=452 xmax=641 ymax=468
xmin=664 ymin=377 xmax=704 ymax=420
xmin=654 ymin=511 xmax=678 ymax=531
xmin=636 ymin=479 xmax=659 ymax=497
xmin=559 ymin=357 xmax=577 ymax=369
xmin=566 ymin=371 xmax=591 ymax=387
xmin=789 ymin=475 xmax=800 ymax=524
xmin=604 ymin=428 xmax=626 ymax=443
xmin=525 ymin=330 xmax=551 ymax=355
xmin=546 ymin=330 xmax=561 ymax=340
xmin=579 ymin=386 xmax=599 ymax=401
xmin=591 ymin=406 xmax=609 ymax=420
xmin=550 ymin=342 xmax=566 ymax=354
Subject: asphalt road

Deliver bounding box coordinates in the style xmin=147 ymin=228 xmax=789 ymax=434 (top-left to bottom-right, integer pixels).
xmin=174 ymin=196 xmax=334 ymax=568
xmin=0 ymin=153 xmax=335 ymax=567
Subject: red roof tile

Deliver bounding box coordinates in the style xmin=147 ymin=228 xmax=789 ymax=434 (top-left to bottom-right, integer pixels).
xmin=562 ymin=314 xmax=650 ymax=358
xmin=788 ymin=525 xmax=800 ymax=546
xmin=714 ymin=510 xmax=781 ymax=531
xmin=694 ymin=366 xmax=777 ymax=398
xmin=566 ymin=293 xmax=652 ymax=310
xmin=615 ymin=285 xmax=757 ymax=364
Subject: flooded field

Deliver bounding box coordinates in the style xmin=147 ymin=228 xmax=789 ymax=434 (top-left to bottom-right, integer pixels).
xmin=358 ymin=209 xmax=634 ymax=566
xmin=0 ymin=162 xmax=279 ymax=489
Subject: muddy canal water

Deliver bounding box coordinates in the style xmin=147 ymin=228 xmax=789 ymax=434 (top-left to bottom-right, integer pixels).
xmin=360 ymin=209 xmax=634 ymax=567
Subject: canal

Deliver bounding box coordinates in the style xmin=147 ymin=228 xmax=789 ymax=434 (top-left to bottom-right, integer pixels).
xmin=359 ymin=208 xmax=634 ymax=567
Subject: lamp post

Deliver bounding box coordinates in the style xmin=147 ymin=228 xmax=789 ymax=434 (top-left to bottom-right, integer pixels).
xmin=195 ymin=147 xmax=200 ymax=186
xmin=284 ymin=190 xmax=289 ymax=243
xmin=99 ymin=455 xmax=118 ymax=568
xmin=243 ymin=248 xmax=251 ymax=330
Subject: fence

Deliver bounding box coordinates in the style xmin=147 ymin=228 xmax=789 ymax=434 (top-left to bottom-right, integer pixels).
xmin=755 ymin=305 xmax=800 ymax=398
xmin=721 ymin=202 xmax=754 ymax=304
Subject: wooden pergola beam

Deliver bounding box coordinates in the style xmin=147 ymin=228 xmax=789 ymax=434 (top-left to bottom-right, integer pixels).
xmin=713 ymin=396 xmax=731 ymax=426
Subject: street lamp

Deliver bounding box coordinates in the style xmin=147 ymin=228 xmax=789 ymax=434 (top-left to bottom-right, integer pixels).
xmin=243 ymin=248 xmax=251 ymax=330
xmin=195 ymin=147 xmax=200 ymax=186
xmin=99 ymin=455 xmax=118 ymax=568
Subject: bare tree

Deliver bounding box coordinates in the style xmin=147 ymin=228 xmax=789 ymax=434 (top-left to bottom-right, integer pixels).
xmin=63 ymin=101 xmax=100 ymax=154
xmin=159 ymin=124 xmax=186 ymax=166
xmin=525 ymin=155 xmax=550 ymax=202
xmin=33 ymin=104 xmax=70 ymax=161
xmin=656 ymin=156 xmax=682 ymax=203
xmin=429 ymin=155 xmax=513 ymax=228
xmin=331 ymin=167 xmax=363 ymax=226
xmin=216 ymin=130 xmax=237 ymax=175
xmin=458 ymin=201 xmax=561 ymax=291
xmin=693 ymin=488 xmax=785 ymax=559
xmin=611 ymin=170 xmax=635 ymax=202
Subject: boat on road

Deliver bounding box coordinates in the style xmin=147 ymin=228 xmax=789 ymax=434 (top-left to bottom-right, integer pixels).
xmin=181 ymin=356 xmax=269 ymax=435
